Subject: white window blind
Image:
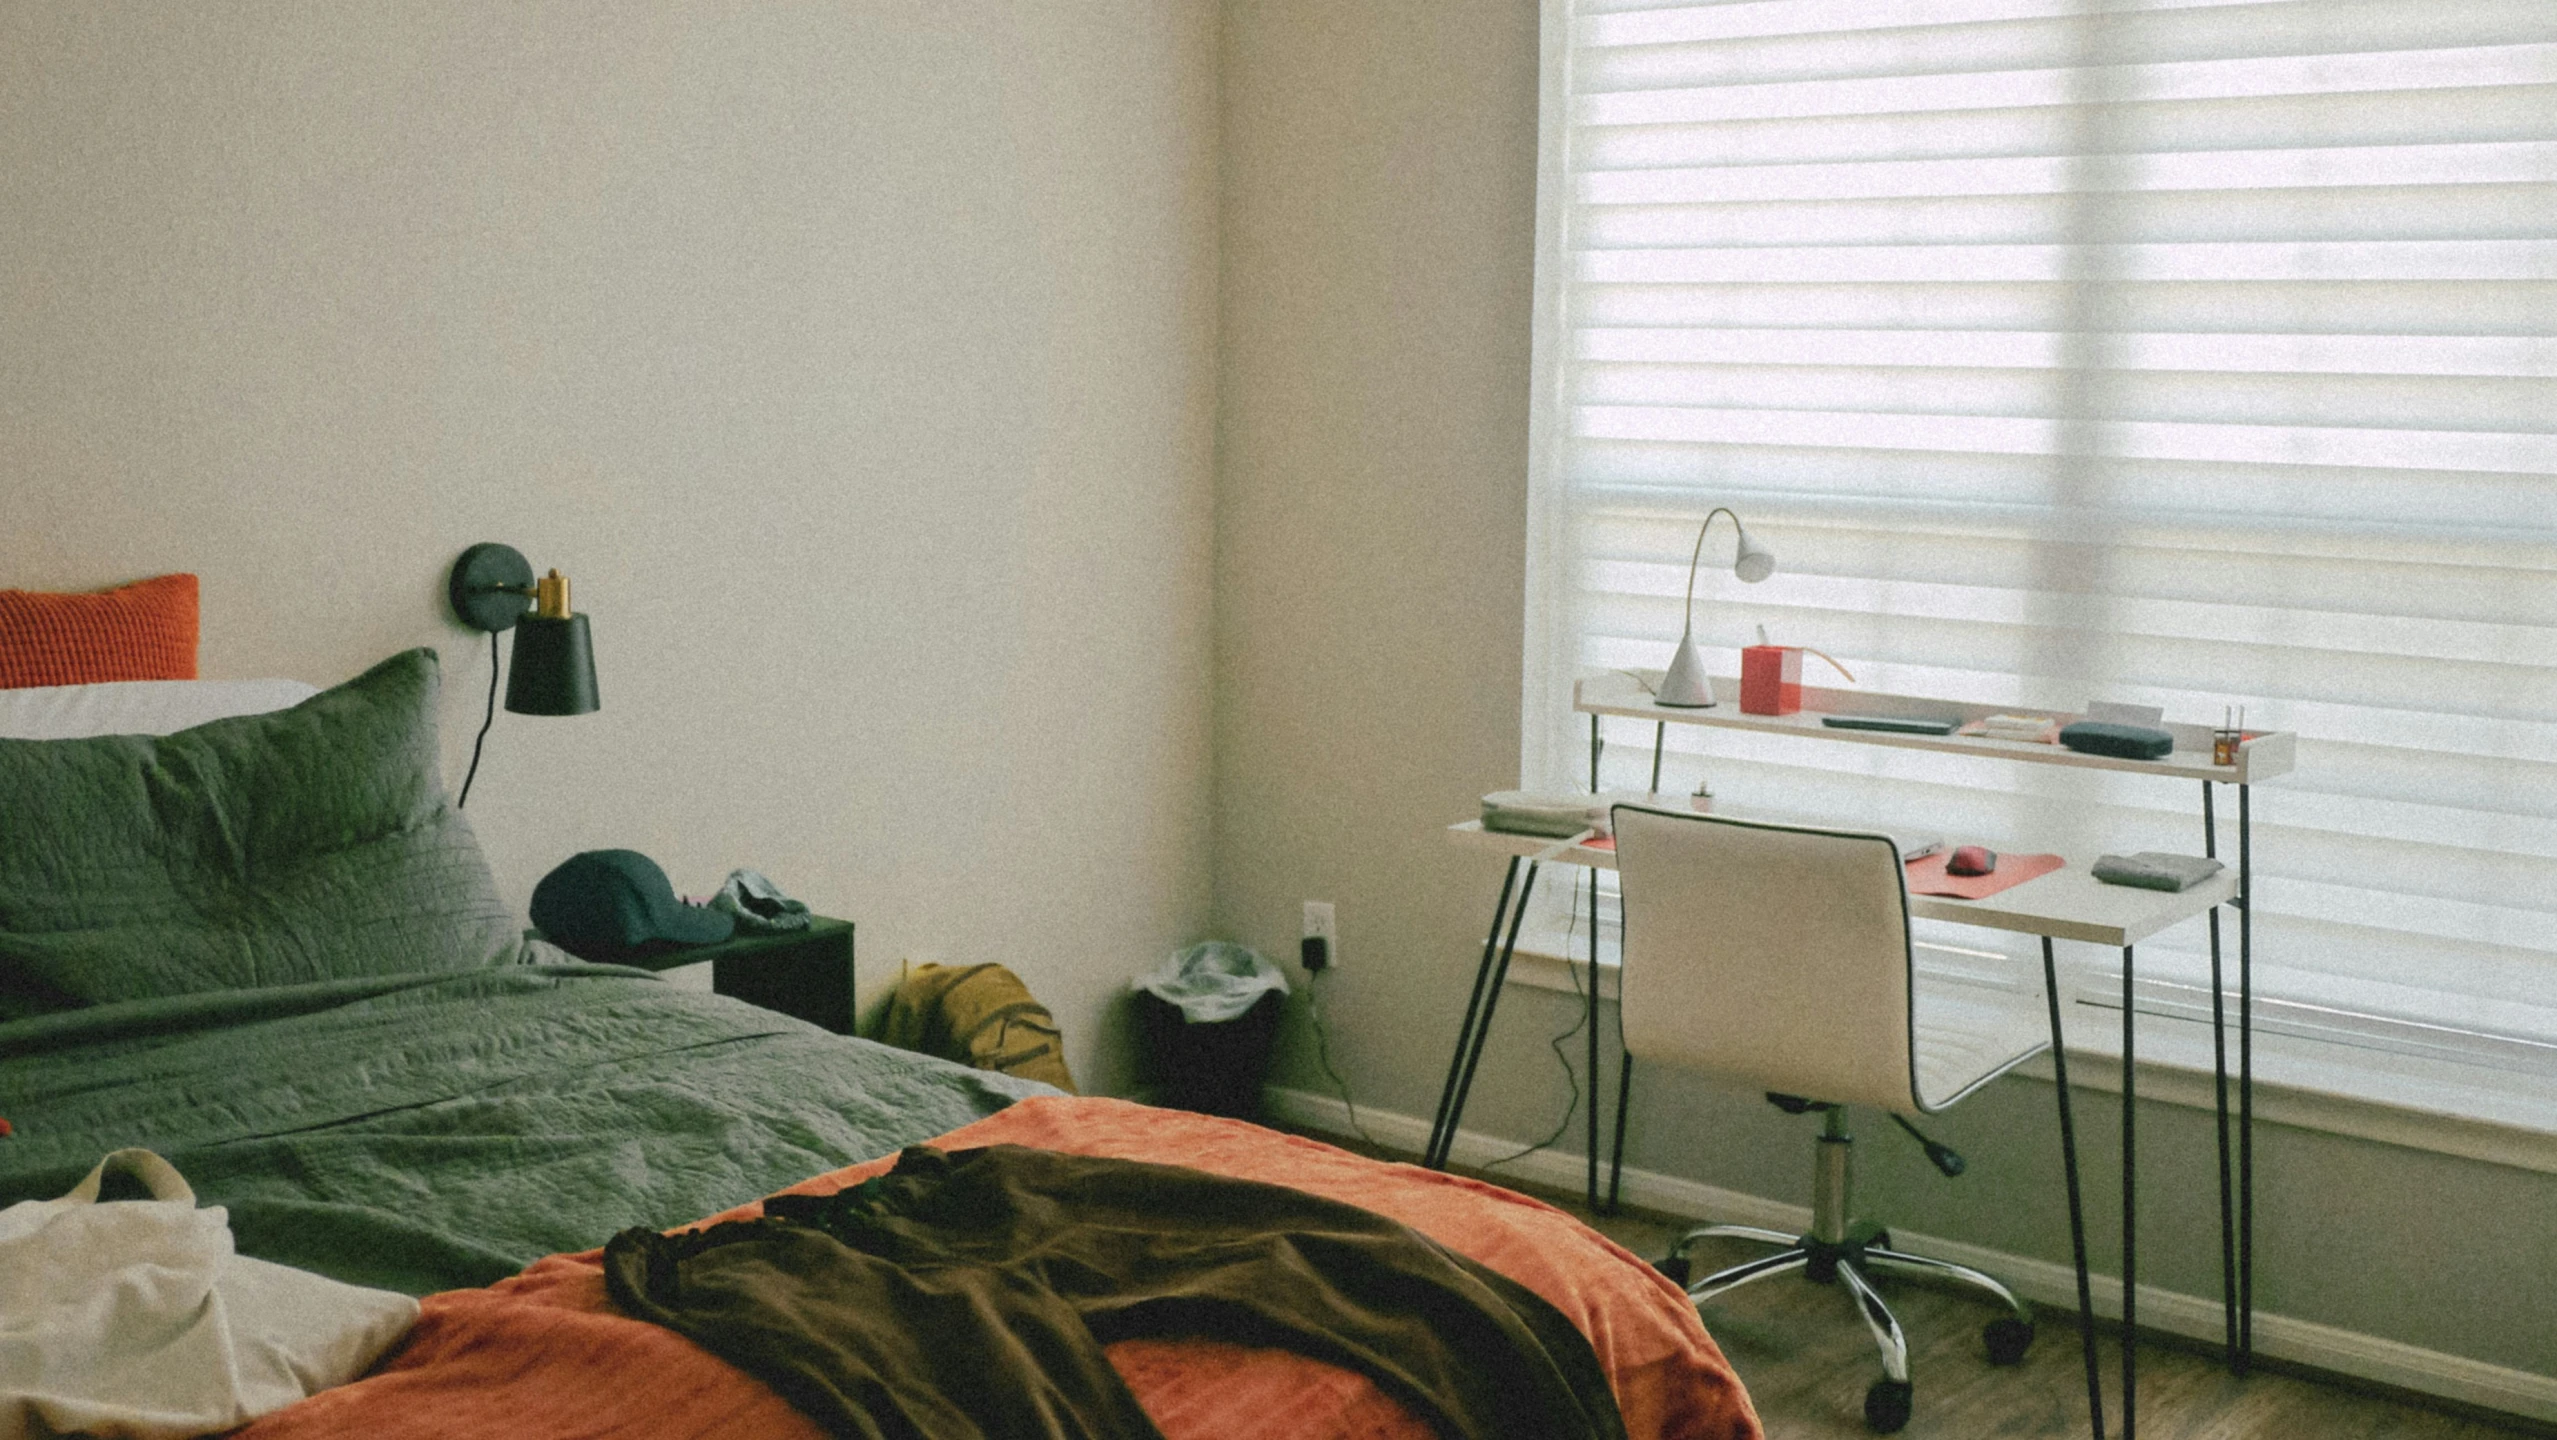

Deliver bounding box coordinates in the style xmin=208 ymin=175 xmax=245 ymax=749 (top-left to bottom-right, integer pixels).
xmin=1522 ymin=0 xmax=2557 ymax=1080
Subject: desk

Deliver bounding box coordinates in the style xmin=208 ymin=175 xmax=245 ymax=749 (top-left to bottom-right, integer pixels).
xmin=1429 ymin=674 xmax=2288 ymax=1440
xmin=1446 ymin=819 xmax=2238 ymax=945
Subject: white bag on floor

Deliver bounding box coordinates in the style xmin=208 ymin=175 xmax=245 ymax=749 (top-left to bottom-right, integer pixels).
xmin=0 ymin=1149 xmax=419 ymax=1440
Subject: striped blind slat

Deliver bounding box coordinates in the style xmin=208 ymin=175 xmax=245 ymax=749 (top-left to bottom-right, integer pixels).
xmin=1523 ymin=0 xmax=2557 ymax=1056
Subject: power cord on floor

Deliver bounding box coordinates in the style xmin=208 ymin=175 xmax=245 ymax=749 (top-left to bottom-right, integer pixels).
xmin=1304 ymin=969 xmax=1376 ymax=1147
xmin=1479 ymin=868 xmax=1591 ymax=1171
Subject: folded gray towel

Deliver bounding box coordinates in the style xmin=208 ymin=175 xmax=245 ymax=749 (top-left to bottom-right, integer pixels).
xmin=2091 ymin=852 xmax=2226 ymax=892
xmin=1480 ymin=790 xmax=1671 ymax=839
xmin=1481 ymin=791 xmax=1609 ymax=839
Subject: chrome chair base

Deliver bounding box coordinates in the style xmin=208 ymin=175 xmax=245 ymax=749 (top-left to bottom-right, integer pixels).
xmin=1662 ymin=1223 xmax=2035 ymax=1434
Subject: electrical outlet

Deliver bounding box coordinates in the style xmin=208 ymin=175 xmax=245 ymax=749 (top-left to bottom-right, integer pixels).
xmin=1301 ymin=901 xmax=1337 ymax=971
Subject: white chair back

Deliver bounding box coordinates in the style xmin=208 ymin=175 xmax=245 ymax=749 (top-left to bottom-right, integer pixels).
xmin=1613 ymin=805 xmax=1922 ymax=1114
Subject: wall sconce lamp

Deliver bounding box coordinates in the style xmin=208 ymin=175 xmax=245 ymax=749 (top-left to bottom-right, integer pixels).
xmin=447 ymin=542 xmax=600 ymax=806
xmin=1655 ymin=507 xmax=1775 ymax=709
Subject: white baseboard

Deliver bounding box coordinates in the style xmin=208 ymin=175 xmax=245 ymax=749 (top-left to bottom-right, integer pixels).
xmin=1260 ymin=1085 xmax=2557 ymax=1425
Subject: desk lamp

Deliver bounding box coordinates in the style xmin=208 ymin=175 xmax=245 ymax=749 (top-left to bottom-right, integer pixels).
xmin=1656 ymin=508 xmax=1774 ymax=708
xmin=447 ymin=542 xmax=600 ymax=806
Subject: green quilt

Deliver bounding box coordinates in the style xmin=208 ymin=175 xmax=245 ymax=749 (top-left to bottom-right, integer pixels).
xmin=0 ymin=649 xmax=522 ymax=1017
xmin=0 ymin=962 xmax=1050 ymax=1296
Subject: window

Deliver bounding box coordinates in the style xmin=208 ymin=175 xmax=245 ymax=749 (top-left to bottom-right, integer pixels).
xmin=1522 ymin=0 xmax=2557 ymax=1115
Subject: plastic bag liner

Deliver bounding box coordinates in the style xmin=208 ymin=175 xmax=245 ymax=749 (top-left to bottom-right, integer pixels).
xmin=1134 ymin=941 xmax=1290 ymax=1024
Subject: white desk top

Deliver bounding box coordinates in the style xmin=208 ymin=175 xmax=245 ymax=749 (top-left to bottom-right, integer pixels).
xmin=1574 ymin=671 xmax=2294 ymax=786
xmin=1448 ymin=819 xmax=2236 ymax=948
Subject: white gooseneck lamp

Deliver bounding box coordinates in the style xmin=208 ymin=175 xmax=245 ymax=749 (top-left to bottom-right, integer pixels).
xmin=1656 ymin=507 xmax=1776 ymax=708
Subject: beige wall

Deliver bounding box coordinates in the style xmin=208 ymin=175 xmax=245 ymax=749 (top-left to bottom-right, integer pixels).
xmin=8 ymin=0 xmax=2549 ymax=1396
xmin=1213 ymin=0 xmax=2555 ymax=1386
xmin=1214 ymin=0 xmax=1545 ymax=1103
xmin=0 ymin=2 xmax=1218 ymax=1094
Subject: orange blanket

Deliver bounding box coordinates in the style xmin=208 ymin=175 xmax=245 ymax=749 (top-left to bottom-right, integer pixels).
xmin=234 ymin=1097 xmax=1760 ymax=1440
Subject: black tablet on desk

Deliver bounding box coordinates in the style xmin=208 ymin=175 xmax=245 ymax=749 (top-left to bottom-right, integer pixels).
xmin=1821 ymin=714 xmax=1958 ymax=736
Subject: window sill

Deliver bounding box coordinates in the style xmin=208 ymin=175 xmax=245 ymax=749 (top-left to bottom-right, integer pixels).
xmin=1496 ymin=927 xmax=2557 ymax=1176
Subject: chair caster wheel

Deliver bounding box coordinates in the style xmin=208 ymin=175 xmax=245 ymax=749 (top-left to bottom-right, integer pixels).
xmin=1984 ymin=1315 xmax=2036 ymax=1365
xmin=1654 ymin=1254 xmax=1692 ymax=1285
xmin=1864 ymin=1378 xmax=1913 ymax=1433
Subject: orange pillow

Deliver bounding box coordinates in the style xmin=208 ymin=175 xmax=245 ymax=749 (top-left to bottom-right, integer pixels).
xmin=0 ymin=573 xmax=200 ymax=689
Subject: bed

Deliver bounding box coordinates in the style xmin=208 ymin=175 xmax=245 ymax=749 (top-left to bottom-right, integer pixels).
xmin=0 ymin=645 xmax=1759 ymax=1439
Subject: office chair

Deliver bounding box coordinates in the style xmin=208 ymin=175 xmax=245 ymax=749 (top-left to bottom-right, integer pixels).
xmin=1611 ymin=805 xmax=2054 ymax=1433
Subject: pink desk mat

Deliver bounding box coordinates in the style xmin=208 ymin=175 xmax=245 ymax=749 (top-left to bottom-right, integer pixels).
xmin=1586 ymin=832 xmax=2066 ymax=899
xmin=1903 ymin=850 xmax=2066 ymax=899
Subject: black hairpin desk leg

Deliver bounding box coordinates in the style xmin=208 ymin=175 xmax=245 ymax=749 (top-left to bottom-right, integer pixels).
xmin=1587 ymin=712 xmax=1632 ymax=1210
xmin=1427 ymin=859 xmax=1540 ymax=1170
xmin=1586 ymin=871 xmax=1605 ymax=1210
xmin=2204 ymin=783 xmax=2238 ymax=1371
xmin=2122 ymin=941 xmax=2139 ymax=1440
xmin=1607 ymin=1049 xmax=1633 ymax=1211
xmin=2239 ymin=782 xmax=2255 ymax=1373
xmin=1605 ymin=806 xmax=1632 ymax=1214
xmin=2041 ymin=937 xmax=2105 ymax=1440
xmin=1429 ymin=858 xmax=1517 ymax=1167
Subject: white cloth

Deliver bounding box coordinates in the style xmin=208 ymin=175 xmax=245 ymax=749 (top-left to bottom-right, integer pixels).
xmin=0 ymin=1150 xmax=418 ymax=1440
xmin=0 ymin=679 xmax=316 ymax=740
xmin=1134 ymin=942 xmax=1289 ymax=1024
xmin=711 ymin=868 xmax=812 ymax=934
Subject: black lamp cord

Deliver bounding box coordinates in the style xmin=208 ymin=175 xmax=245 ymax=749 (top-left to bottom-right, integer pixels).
xmin=1305 ymin=972 xmax=1377 ymax=1147
xmin=456 ymin=631 xmax=499 ymax=809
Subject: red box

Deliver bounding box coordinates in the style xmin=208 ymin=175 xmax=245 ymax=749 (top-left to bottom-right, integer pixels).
xmin=1740 ymin=645 xmax=1802 ymax=715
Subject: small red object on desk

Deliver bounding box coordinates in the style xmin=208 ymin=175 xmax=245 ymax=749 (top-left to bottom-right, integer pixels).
xmin=1905 ymin=850 xmax=2066 ymax=899
xmin=1742 ymin=643 xmax=1854 ymax=715
xmin=1740 ymin=644 xmax=1802 ymax=715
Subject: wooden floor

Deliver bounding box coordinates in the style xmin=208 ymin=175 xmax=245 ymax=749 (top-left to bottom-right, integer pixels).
xmin=1268 ymin=1121 xmax=2545 ymax=1437
xmin=1565 ymin=1201 xmax=2547 ymax=1440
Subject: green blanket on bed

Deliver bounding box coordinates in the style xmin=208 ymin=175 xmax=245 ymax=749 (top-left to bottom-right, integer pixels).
xmin=0 ymin=962 xmax=1049 ymax=1295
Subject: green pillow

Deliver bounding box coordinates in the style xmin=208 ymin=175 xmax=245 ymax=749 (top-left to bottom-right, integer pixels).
xmin=0 ymin=648 xmax=518 ymax=1014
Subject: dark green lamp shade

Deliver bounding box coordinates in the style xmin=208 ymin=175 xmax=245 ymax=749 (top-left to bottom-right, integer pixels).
xmin=506 ymin=614 xmax=599 ymax=716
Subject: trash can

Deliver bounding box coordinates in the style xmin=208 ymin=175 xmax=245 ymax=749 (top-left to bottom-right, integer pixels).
xmin=1133 ymin=942 xmax=1290 ymax=1120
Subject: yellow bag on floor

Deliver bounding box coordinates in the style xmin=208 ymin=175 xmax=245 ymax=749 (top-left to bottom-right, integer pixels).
xmin=880 ymin=963 xmax=1077 ymax=1094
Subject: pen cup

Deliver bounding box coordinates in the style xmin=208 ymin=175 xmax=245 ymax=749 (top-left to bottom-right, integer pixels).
xmin=2212 ymin=728 xmax=2241 ymax=766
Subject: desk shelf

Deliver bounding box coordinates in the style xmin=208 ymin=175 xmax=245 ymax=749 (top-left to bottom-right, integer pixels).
xmin=1574 ymin=671 xmax=2294 ymax=786
xmin=1448 ymin=818 xmax=2235 ymax=947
